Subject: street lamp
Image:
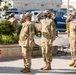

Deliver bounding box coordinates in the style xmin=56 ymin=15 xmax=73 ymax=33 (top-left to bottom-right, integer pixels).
xmin=67 ymin=0 xmax=69 ymax=17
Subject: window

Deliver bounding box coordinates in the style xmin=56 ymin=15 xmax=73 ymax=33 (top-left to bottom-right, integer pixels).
xmin=25 ymin=4 xmax=28 ymax=6
xmin=57 ymin=5 xmax=60 ymax=7
xmin=41 ymin=4 xmax=44 ymax=7
xmin=34 ymin=12 xmax=38 ymax=15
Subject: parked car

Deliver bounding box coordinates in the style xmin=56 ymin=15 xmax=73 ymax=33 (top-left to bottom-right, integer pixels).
xmin=56 ymin=17 xmax=66 ymax=32
xmin=7 ymin=8 xmax=18 ymax=11
xmin=56 ymin=10 xmax=67 ymax=32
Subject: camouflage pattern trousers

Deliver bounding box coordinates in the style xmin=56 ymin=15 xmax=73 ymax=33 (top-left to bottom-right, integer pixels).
xmin=21 ymin=46 xmax=32 ymax=68
xmin=70 ymin=39 xmax=76 ymax=61
xmin=41 ymin=43 xmax=52 ymax=64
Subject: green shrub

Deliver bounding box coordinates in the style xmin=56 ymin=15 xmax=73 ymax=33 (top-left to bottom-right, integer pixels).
xmin=34 ymin=26 xmax=39 ymax=36
xmin=0 ymin=34 xmax=19 ymax=45
xmin=12 ymin=34 xmax=19 ymax=44
xmin=38 ymin=31 xmax=42 ymax=37
xmin=0 ymin=20 xmax=15 ymax=35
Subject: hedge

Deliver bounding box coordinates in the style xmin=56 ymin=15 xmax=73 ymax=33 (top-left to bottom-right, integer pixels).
xmin=0 ymin=20 xmax=15 ymax=35
xmin=0 ymin=34 xmax=19 ymax=45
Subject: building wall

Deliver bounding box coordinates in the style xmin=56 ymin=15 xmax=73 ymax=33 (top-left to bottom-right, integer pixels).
xmin=62 ymin=0 xmax=76 ymax=9
xmin=1 ymin=0 xmax=62 ymax=10
xmin=1 ymin=0 xmax=76 ymax=10
xmin=13 ymin=1 xmax=61 ymax=10
xmin=61 ymin=2 xmax=76 ymax=9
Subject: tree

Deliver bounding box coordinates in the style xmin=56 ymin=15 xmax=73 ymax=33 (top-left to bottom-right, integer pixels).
xmin=3 ymin=5 xmax=9 ymax=18
xmin=3 ymin=5 xmax=9 ymax=11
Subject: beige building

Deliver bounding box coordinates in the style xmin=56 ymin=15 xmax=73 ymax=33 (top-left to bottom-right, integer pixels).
xmin=1 ymin=0 xmax=62 ymax=10
xmin=61 ymin=0 xmax=76 ymax=9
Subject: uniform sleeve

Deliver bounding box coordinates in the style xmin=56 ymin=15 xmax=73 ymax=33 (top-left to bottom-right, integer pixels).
xmin=66 ymin=18 xmax=70 ymax=23
xmin=70 ymin=21 xmax=73 ymax=32
xmin=12 ymin=19 xmax=18 ymax=30
xmin=20 ymin=25 xmax=29 ymax=40
xmin=70 ymin=21 xmax=76 ymax=39
xmin=14 ymin=19 xmax=18 ymax=25
xmin=29 ymin=22 xmax=35 ymax=40
xmin=36 ymin=13 xmax=42 ymax=23
xmin=19 ymin=24 xmax=29 ymax=46
xmin=51 ymin=20 xmax=56 ymax=41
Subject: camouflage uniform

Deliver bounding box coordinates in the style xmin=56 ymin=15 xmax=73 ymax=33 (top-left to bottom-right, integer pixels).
xmin=70 ymin=20 xmax=76 ymax=61
xmin=36 ymin=10 xmax=56 ymax=65
xmin=66 ymin=15 xmax=73 ymax=37
xmin=19 ymin=19 xmax=35 ymax=69
xmin=8 ymin=13 xmax=18 ymax=30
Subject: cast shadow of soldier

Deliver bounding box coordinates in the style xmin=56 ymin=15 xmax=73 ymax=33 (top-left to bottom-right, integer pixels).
xmin=0 ymin=67 xmax=76 ymax=74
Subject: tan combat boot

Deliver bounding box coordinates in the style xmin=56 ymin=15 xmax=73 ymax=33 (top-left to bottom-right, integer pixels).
xmin=73 ymin=60 xmax=76 ymax=67
xmin=41 ymin=64 xmax=47 ymax=70
xmin=41 ymin=63 xmax=51 ymax=70
xmin=20 ymin=68 xmax=26 ymax=72
xmin=69 ymin=61 xmax=75 ymax=66
xmin=21 ymin=68 xmax=31 ymax=73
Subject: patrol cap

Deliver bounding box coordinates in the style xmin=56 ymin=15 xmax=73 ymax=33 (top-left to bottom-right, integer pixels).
xmin=44 ymin=10 xmax=51 ymax=14
xmin=25 ymin=12 xmax=32 ymax=18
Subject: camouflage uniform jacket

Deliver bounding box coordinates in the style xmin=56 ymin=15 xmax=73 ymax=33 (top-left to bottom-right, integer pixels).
xmin=70 ymin=20 xmax=76 ymax=39
xmin=36 ymin=15 xmax=56 ymax=43
xmin=9 ymin=17 xmax=18 ymax=29
xmin=19 ymin=21 xmax=35 ymax=47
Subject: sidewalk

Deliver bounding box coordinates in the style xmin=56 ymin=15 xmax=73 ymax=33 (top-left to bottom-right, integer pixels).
xmin=0 ymin=54 xmax=76 ymax=75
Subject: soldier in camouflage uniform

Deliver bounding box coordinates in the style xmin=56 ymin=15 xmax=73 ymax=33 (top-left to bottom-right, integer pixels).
xmin=8 ymin=13 xmax=18 ymax=31
xmin=66 ymin=14 xmax=73 ymax=37
xmin=69 ymin=12 xmax=76 ymax=67
xmin=36 ymin=10 xmax=56 ymax=70
xmin=19 ymin=12 xmax=35 ymax=72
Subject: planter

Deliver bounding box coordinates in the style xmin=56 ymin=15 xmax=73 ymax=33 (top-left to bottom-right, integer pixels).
xmin=0 ymin=44 xmax=58 ymax=59
xmin=0 ymin=44 xmax=42 ymax=59
xmin=0 ymin=44 xmax=22 ymax=59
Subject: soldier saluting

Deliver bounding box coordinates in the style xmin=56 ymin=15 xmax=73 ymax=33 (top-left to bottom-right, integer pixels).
xmin=8 ymin=13 xmax=18 ymax=32
xmin=19 ymin=12 xmax=35 ymax=73
xmin=36 ymin=10 xmax=56 ymax=70
xmin=69 ymin=12 xmax=76 ymax=67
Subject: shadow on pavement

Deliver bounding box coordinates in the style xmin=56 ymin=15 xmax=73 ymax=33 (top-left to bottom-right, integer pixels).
xmin=0 ymin=57 xmax=22 ymax=62
xmin=0 ymin=67 xmax=76 ymax=75
xmin=53 ymin=55 xmax=71 ymax=60
xmin=0 ymin=67 xmax=22 ymax=73
xmin=31 ymin=69 xmax=76 ymax=75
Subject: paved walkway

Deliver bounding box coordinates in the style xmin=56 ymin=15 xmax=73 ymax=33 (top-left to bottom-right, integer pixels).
xmin=0 ymin=54 xmax=76 ymax=75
